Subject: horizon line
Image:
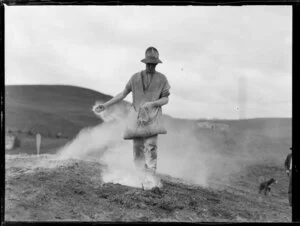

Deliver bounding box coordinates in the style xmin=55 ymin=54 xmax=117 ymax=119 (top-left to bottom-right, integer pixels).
xmin=5 ymin=83 xmax=292 ymax=121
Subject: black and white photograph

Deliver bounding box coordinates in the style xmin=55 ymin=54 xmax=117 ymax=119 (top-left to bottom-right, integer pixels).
xmin=4 ymin=5 xmax=292 ymax=222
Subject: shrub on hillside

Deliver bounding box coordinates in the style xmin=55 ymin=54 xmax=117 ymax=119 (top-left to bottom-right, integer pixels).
xmin=56 ymin=132 xmax=62 ymax=139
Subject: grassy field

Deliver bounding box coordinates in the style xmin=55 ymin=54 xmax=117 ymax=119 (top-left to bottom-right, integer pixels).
xmin=5 ymin=154 xmax=291 ymax=222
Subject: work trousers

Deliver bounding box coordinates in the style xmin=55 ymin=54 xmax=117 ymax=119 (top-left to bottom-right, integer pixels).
xmin=133 ymin=135 xmax=158 ymax=173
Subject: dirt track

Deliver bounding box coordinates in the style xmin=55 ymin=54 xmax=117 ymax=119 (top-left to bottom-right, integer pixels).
xmin=5 ymin=154 xmax=291 ymax=222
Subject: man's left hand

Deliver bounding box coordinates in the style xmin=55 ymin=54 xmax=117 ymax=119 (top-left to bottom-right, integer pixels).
xmin=142 ymin=102 xmax=154 ymax=111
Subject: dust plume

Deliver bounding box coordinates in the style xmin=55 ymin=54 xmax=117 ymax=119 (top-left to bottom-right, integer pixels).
xmin=56 ymin=121 xmax=124 ymax=161
xmin=56 ymin=102 xmax=146 ymax=188
xmin=56 ymin=102 xmax=254 ymax=189
xmin=156 ymin=124 xmax=246 ymax=187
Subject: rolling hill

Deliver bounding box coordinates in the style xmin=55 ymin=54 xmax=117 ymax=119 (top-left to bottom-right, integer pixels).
xmin=5 ymin=85 xmax=126 ymax=137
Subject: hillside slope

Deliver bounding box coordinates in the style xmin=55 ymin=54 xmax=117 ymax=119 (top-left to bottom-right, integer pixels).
xmin=5 ymin=85 xmax=129 ymax=137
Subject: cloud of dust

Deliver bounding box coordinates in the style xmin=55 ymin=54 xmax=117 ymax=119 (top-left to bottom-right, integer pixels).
xmin=156 ymin=125 xmax=247 ymax=187
xmin=56 ymin=121 xmax=124 ymax=161
xmin=55 ymin=102 xmax=147 ymax=188
xmin=55 ymin=102 xmax=253 ymax=189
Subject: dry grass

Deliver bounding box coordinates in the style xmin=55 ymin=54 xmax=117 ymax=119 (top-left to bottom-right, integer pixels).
xmin=5 ymin=154 xmax=291 ymax=222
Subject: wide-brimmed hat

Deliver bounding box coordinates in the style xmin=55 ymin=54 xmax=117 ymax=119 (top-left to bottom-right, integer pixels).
xmin=141 ymin=47 xmax=162 ymax=64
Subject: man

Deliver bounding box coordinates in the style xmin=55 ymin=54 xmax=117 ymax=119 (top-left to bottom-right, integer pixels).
xmin=284 ymin=147 xmax=292 ymax=206
xmin=94 ymin=47 xmax=170 ymax=190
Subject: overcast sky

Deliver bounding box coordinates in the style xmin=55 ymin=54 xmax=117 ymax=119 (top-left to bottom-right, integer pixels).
xmin=5 ymin=6 xmax=292 ymax=119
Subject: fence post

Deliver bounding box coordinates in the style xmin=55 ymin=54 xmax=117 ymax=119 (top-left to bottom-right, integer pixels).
xmin=36 ymin=133 xmax=41 ymax=156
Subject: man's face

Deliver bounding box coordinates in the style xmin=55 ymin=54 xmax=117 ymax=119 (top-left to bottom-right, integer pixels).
xmin=146 ymin=63 xmax=157 ymax=74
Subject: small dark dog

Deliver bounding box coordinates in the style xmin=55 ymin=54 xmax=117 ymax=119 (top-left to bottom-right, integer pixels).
xmin=258 ymin=178 xmax=277 ymax=195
